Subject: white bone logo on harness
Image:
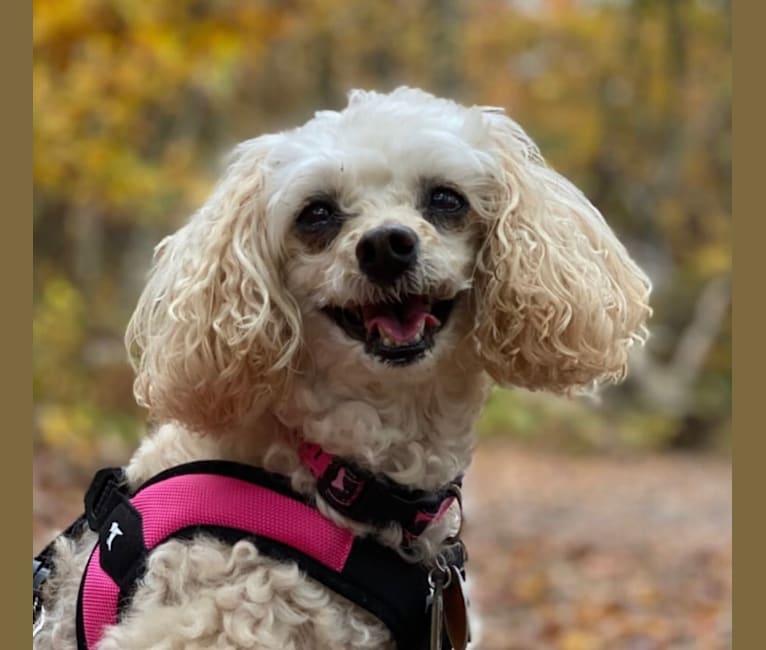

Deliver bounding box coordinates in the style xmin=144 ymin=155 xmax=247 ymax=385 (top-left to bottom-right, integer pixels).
xmin=106 ymin=521 xmax=124 ymax=551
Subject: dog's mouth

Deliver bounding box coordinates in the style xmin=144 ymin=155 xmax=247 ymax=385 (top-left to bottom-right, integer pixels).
xmin=322 ymin=294 xmax=456 ymax=365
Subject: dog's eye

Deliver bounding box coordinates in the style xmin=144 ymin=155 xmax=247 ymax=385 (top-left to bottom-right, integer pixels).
xmin=428 ymin=187 xmax=467 ymax=214
xmin=296 ymin=201 xmax=337 ymax=230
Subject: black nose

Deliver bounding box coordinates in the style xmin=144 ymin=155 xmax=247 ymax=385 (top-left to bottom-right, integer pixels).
xmin=356 ymin=225 xmax=419 ymax=285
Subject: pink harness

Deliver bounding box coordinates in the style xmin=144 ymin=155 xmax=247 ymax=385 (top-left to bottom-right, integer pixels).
xmin=79 ymin=470 xmax=354 ymax=649
xmin=61 ymin=458 xmax=465 ymax=650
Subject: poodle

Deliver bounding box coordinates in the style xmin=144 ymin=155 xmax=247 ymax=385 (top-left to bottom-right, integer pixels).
xmin=34 ymin=87 xmax=651 ymax=650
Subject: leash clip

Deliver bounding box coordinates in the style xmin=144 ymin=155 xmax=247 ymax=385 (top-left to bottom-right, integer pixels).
xmin=426 ymin=562 xmax=451 ymax=650
xmin=33 ymin=602 xmax=45 ymax=638
xmin=33 ymin=558 xmax=50 ymax=637
xmin=427 ymin=549 xmax=471 ymax=650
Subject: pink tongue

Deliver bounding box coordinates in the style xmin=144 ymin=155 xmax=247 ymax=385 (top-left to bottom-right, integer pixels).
xmin=362 ymin=297 xmax=440 ymax=343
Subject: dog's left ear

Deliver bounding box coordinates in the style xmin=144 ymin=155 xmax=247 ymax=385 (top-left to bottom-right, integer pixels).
xmin=473 ymin=111 xmax=652 ymax=393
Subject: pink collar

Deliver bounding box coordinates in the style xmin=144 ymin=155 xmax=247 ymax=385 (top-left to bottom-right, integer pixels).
xmin=299 ymin=442 xmax=462 ymax=541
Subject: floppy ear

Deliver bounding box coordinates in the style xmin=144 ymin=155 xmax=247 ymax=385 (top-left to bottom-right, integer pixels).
xmin=473 ymin=113 xmax=651 ymax=393
xmin=125 ymin=136 xmax=302 ymax=434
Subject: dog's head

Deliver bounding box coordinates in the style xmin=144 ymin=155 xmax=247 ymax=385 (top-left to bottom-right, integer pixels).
xmin=127 ymin=87 xmax=651 ymax=434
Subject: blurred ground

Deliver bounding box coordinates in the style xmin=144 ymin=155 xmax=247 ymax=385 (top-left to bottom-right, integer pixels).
xmin=33 ymin=441 xmax=731 ymax=650
xmin=462 ymin=442 xmax=731 ymax=650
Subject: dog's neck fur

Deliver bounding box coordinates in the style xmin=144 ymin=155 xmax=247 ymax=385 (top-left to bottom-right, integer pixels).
xmin=125 ymin=347 xmax=489 ymax=557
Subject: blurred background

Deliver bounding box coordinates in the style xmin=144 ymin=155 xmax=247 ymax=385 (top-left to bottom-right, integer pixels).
xmin=33 ymin=0 xmax=731 ymax=648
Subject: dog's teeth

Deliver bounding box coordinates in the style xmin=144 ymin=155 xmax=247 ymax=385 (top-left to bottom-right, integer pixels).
xmin=380 ymin=332 xmax=427 ymax=348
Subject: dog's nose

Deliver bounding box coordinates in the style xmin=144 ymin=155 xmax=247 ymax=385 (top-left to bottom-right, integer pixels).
xmin=356 ymin=225 xmax=419 ymax=285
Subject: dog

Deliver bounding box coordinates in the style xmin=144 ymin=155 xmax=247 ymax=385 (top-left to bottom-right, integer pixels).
xmin=34 ymin=87 xmax=651 ymax=650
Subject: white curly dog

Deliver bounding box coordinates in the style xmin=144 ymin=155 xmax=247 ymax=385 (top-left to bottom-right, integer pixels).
xmin=35 ymin=87 xmax=651 ymax=650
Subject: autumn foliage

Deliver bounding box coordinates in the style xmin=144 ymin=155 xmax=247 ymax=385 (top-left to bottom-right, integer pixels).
xmin=33 ymin=0 xmax=731 ymax=455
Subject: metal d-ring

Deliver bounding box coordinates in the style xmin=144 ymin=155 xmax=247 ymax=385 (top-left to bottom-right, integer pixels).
xmin=443 ymin=483 xmax=464 ymax=546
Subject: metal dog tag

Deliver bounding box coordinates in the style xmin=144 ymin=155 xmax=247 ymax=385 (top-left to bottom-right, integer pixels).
xmin=443 ymin=565 xmax=471 ymax=650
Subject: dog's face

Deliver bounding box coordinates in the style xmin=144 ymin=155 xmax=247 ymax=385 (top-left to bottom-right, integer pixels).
xmin=286 ymin=187 xmax=476 ymax=374
xmin=126 ymin=88 xmax=651 ymax=434
xmin=273 ymin=92 xmax=497 ymax=374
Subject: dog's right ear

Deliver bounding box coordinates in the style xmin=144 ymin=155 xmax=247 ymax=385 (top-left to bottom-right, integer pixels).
xmin=472 ymin=111 xmax=652 ymax=394
xmin=125 ymin=136 xmax=302 ymax=435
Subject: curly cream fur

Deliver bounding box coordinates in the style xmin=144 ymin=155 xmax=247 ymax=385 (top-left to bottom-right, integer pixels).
xmin=99 ymin=538 xmax=392 ymax=650
xmin=126 ymin=136 xmax=303 ymax=436
xmin=472 ymin=113 xmax=651 ymax=392
xmin=36 ymin=87 xmax=650 ymax=650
